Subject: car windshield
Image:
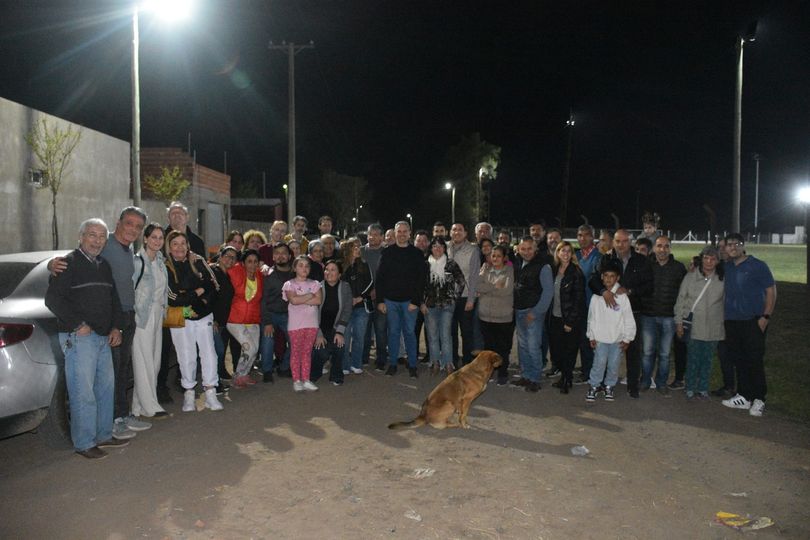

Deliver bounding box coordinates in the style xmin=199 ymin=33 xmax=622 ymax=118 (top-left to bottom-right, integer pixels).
xmin=0 ymin=262 xmax=37 ymax=300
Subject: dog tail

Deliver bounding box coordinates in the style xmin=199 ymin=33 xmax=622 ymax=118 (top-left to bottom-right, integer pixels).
xmin=387 ymin=416 xmax=427 ymax=430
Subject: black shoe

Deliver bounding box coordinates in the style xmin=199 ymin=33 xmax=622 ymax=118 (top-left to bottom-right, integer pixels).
xmin=573 ymin=374 xmax=590 ymax=385
xmin=711 ymin=386 xmax=734 ymax=398
xmin=628 ymin=389 xmax=640 ymax=399
xmin=544 ymin=368 xmax=561 ymax=378
xmin=408 ymin=367 xmax=418 ymax=378
xmin=218 ymin=371 xmax=233 ymax=382
xmin=497 ymin=376 xmax=508 ymax=386
xmin=157 ymin=387 xmax=173 ymax=404
xmin=76 ymin=446 xmax=108 ymax=460
xmin=263 ymin=371 xmax=275 ymax=383
xmin=397 ymin=357 xmax=407 ymax=365
xmin=374 ymin=364 xmax=386 ymax=373
xmin=667 ymin=380 xmax=685 ymax=390
xmin=511 ymin=377 xmax=529 ymax=388
xmin=385 ymin=365 xmax=397 ymax=377
xmin=525 ymin=381 xmax=541 ymax=393
xmin=153 ymin=411 xmax=170 ymax=419
xmin=419 ymin=355 xmax=430 ymax=364
xmin=215 ymin=383 xmax=229 ymax=395
xmin=97 ymin=438 xmax=130 ymax=449
xmin=551 ymin=379 xmax=565 ymax=389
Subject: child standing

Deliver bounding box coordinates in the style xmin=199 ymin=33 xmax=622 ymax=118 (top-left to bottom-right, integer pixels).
xmin=283 ymin=256 xmax=322 ymax=392
xmin=586 ymin=261 xmax=636 ymax=402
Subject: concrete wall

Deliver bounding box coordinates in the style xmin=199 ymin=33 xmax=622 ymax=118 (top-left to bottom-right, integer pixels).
xmin=0 ymin=97 xmax=130 ymax=254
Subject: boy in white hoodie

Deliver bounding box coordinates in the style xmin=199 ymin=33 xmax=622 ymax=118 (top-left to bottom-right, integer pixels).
xmin=586 ymin=262 xmax=636 ymax=402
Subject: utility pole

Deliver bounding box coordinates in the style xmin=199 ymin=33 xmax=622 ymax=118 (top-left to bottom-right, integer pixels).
xmin=560 ymin=110 xmax=575 ymax=228
xmin=733 ymin=22 xmax=757 ymax=232
xmin=269 ymin=40 xmax=314 ymax=220
xmin=131 ymin=9 xmax=141 ymax=208
xmin=753 ymin=153 xmax=761 ymax=237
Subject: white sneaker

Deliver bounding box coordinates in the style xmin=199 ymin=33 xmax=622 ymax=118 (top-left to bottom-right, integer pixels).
xmin=204 ymin=388 xmax=224 ymax=411
xmin=649 ymin=380 xmax=657 ymax=390
xmin=749 ymin=399 xmax=765 ymax=417
xmin=182 ymin=390 xmax=196 ymax=412
xmin=342 ymin=369 xmax=351 ymax=375
xmin=302 ymin=380 xmax=319 ymax=392
xmin=350 ymin=367 xmax=364 ymax=374
xmin=293 ymin=381 xmax=304 ymax=392
xmin=322 ymin=363 xmax=330 ymax=374
xmin=722 ymin=393 xmax=751 ymax=410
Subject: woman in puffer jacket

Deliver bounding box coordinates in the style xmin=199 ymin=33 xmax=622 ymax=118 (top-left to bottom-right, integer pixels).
xmin=227 ymin=248 xmax=264 ymax=389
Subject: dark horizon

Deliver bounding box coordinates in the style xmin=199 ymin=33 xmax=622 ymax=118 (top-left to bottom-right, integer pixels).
xmin=1 ymin=0 xmax=808 ymax=234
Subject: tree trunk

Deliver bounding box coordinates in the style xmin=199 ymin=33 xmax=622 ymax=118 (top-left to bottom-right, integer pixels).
xmin=51 ymin=194 xmax=59 ymax=250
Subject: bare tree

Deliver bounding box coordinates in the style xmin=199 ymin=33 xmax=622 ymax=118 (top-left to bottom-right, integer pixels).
xmin=26 ymin=118 xmax=82 ymax=249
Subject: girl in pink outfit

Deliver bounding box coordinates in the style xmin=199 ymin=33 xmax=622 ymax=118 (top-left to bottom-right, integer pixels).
xmin=282 ymin=256 xmax=322 ymax=391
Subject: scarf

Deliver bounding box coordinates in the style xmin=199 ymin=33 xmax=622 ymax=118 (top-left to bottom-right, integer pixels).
xmin=428 ymin=254 xmax=447 ymax=285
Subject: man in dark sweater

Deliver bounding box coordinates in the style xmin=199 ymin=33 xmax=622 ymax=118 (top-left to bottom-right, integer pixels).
xmin=361 ymin=223 xmax=388 ymax=369
xmin=640 ymin=236 xmax=686 ymax=395
xmin=375 ymin=221 xmax=426 ymax=377
xmin=260 ymin=243 xmax=295 ymax=379
xmin=589 ymin=229 xmax=653 ymax=398
xmin=45 ymin=219 xmax=126 ymax=459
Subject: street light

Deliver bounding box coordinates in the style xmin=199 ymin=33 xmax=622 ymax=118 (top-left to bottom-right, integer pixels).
xmin=444 ymin=182 xmax=456 ymax=224
xmin=732 ymin=21 xmax=757 ymax=232
xmin=561 ymin=109 xmax=575 ymax=228
xmin=798 ymin=186 xmax=810 ymax=289
xmin=406 ymin=213 xmax=413 ymax=228
xmin=131 ymin=0 xmax=193 ymax=209
xmin=477 ymin=167 xmax=486 ymax=222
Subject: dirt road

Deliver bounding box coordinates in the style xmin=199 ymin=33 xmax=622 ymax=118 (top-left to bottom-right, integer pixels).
xmin=1 ymin=364 xmax=808 ymax=539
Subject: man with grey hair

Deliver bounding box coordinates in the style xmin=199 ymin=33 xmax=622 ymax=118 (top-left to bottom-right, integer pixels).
xmin=448 ymin=222 xmax=480 ymax=366
xmin=45 ymin=218 xmax=127 ymax=459
xmin=474 ymin=222 xmax=493 ymax=243
xmin=574 ymin=224 xmax=601 ymax=384
xmin=362 ymin=223 xmax=388 ymax=369
xmin=166 ymin=201 xmax=205 ymax=255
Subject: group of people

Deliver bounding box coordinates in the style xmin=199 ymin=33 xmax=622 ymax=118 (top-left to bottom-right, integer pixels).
xmin=44 ymin=205 xmax=776 ymax=460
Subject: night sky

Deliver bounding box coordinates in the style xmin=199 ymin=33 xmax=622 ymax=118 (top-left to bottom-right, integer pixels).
xmin=1 ymin=0 xmax=808 ymax=233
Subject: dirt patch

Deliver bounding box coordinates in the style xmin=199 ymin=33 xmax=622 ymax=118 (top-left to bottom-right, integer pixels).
xmin=1 ymin=362 xmax=808 ymax=539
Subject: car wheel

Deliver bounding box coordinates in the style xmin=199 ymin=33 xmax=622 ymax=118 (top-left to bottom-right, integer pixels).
xmin=38 ymin=365 xmax=72 ymax=448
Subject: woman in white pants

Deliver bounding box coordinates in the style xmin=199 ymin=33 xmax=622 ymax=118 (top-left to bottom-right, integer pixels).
xmin=165 ymin=230 xmax=224 ymax=412
xmin=131 ymin=223 xmax=170 ymax=418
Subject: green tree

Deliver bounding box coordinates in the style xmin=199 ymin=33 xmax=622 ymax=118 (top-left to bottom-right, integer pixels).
xmin=26 ymin=118 xmax=83 ymax=249
xmin=437 ymin=133 xmax=501 ymax=224
xmin=143 ymin=165 xmax=190 ymax=204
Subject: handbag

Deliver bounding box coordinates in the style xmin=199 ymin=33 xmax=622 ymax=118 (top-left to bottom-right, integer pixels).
xmin=679 ymin=278 xmax=712 ymax=342
xmin=163 ymin=306 xmax=186 ymax=328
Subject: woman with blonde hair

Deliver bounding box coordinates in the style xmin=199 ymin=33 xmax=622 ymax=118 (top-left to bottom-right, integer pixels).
xmin=549 ymin=241 xmax=585 ymax=393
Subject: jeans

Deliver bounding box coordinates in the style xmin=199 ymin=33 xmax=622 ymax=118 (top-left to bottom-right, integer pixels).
xmin=343 ymin=308 xmax=369 ymax=370
xmin=425 ymin=303 xmax=455 ymax=368
xmin=363 ymin=308 xmax=388 ymax=368
xmin=641 ymin=316 xmax=676 ymax=388
xmin=60 ymin=332 xmax=114 ymax=451
xmin=260 ymin=312 xmax=290 ymax=374
xmin=385 ymin=300 xmax=418 ymax=368
xmin=725 ymin=319 xmax=767 ymax=401
xmin=515 ymin=308 xmax=544 ymax=382
xmin=452 ymin=297 xmax=474 ymax=365
xmin=590 ymin=341 xmax=622 ymax=388
xmin=212 ymin=324 xmax=226 ymax=376
xmin=685 ymin=339 xmax=717 ymax=394
xmin=111 ymin=311 xmax=135 ymax=419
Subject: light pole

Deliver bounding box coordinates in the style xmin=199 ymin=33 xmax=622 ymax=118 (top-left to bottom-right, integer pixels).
xmin=753 ymin=153 xmax=761 ymax=238
xmin=561 ymin=110 xmax=575 ymax=228
xmin=131 ymin=0 xmax=192 ymax=208
xmin=445 ymin=182 xmax=456 ymax=224
xmin=477 ymin=167 xmax=486 ymax=222
xmin=733 ymin=21 xmax=757 ymax=232
xmin=406 ymin=213 xmax=413 ymax=229
xmin=282 ymin=183 xmax=288 ymax=216
xmin=798 ymin=186 xmax=810 ymax=289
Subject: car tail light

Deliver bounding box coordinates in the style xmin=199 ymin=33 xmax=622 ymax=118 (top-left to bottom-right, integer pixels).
xmin=0 ymin=323 xmax=34 ymax=348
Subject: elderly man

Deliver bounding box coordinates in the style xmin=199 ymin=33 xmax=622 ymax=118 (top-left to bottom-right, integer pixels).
xmin=721 ymin=233 xmax=776 ymax=417
xmin=574 ymin=224 xmax=602 ymax=384
xmin=376 ymin=221 xmax=426 ymax=377
xmin=474 ymin=222 xmax=493 ymax=243
xmin=166 ymin=201 xmax=205 ymax=255
xmin=45 ymin=219 xmax=127 ymax=459
xmin=320 ymin=234 xmax=338 ymax=262
xmin=447 ymin=222 xmax=481 ymax=366
xmin=640 ymin=236 xmax=686 ymax=395
xmin=512 ymin=236 xmax=554 ymax=392
xmin=589 ymin=229 xmax=653 ymax=398
xmin=362 ymin=223 xmax=388 ymax=370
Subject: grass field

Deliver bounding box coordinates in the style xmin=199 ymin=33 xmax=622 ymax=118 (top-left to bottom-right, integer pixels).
xmin=670 ymin=243 xmax=809 ymax=420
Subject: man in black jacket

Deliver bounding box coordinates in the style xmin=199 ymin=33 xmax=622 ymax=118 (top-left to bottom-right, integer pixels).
xmin=261 ymin=243 xmax=295 ymax=379
xmin=45 ymin=219 xmax=126 ymax=459
xmin=640 ymin=236 xmax=686 ymax=395
xmin=589 ymin=229 xmax=653 ymax=398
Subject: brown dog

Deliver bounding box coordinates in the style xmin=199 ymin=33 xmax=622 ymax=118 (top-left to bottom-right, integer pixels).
xmin=388 ymin=351 xmax=503 ymax=430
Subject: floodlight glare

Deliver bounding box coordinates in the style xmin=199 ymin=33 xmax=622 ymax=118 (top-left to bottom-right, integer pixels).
xmin=444 ymin=182 xmax=452 ymax=190
xmin=797 ymin=186 xmax=810 ymax=205
xmin=143 ymin=0 xmax=193 ymax=22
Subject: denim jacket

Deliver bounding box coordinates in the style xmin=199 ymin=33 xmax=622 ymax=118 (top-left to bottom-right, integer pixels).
xmin=132 ymin=248 xmax=169 ymax=329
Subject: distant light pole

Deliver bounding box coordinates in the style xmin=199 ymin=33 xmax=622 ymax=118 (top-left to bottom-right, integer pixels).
xmin=282 ymin=183 xmax=288 ymax=214
xmin=406 ymin=213 xmax=413 ymax=229
xmin=477 ymin=167 xmax=486 ymax=222
xmin=798 ymin=186 xmax=810 ymax=289
xmin=444 ymin=182 xmax=456 ymax=224
xmin=753 ymin=153 xmax=761 ymax=238
xmin=355 ymin=203 xmax=363 ymax=224
xmin=131 ymin=0 xmax=193 ymax=208
xmin=560 ymin=110 xmax=575 ymax=228
xmin=732 ymin=21 xmax=758 ymax=232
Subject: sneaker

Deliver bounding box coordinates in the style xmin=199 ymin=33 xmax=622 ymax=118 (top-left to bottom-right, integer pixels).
xmin=97 ymin=438 xmax=130 ymax=449
xmin=722 ymin=394 xmax=751 ymax=410
xmin=385 ymin=365 xmax=397 ymax=377
xmin=749 ymin=399 xmax=765 ymax=417
xmin=204 ymin=388 xmax=224 ymax=411
xmin=218 ymin=371 xmax=233 ymax=382
xmin=573 ymin=374 xmax=590 ymax=385
xmin=76 ymin=447 xmax=107 ymax=460
xmin=649 ymin=380 xmax=657 ymax=390
xmin=619 ymin=377 xmax=627 ymax=385
xmin=350 ymin=367 xmax=364 ymax=374
xmin=125 ymin=415 xmax=152 ymax=431
xmin=112 ymin=418 xmax=137 ymax=440
xmin=408 ymin=367 xmax=418 ymax=379
xmin=656 ymin=386 xmax=671 ymax=398
xmin=374 ymin=364 xmax=386 ymax=373
xmin=331 ymin=380 xmax=343 ymax=386
xmin=668 ymin=380 xmax=685 ymax=390
xmin=182 ymin=390 xmax=196 ymax=412
xmin=686 ymin=390 xmax=695 ymax=400
xmin=604 ymin=386 xmax=615 ymax=401
xmin=627 ymin=389 xmax=640 ymax=399
xmin=497 ymin=376 xmax=508 ymax=386
xmin=293 ymin=381 xmax=304 ymax=392
xmin=511 ymin=377 xmax=529 ymax=388
xmin=544 ymin=367 xmax=561 ymax=378
xmin=153 ymin=411 xmax=170 ymax=419
xmin=697 ymin=392 xmax=711 ymax=401
xmin=525 ymin=381 xmax=540 ymax=393
xmin=586 ymin=387 xmax=597 ymax=403
xmin=263 ymin=371 xmax=275 ymax=383
xmin=215 ymin=382 xmax=229 ymax=395
xmin=342 ymin=369 xmax=351 ymax=375
xmin=302 ymin=380 xmax=319 ymax=392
